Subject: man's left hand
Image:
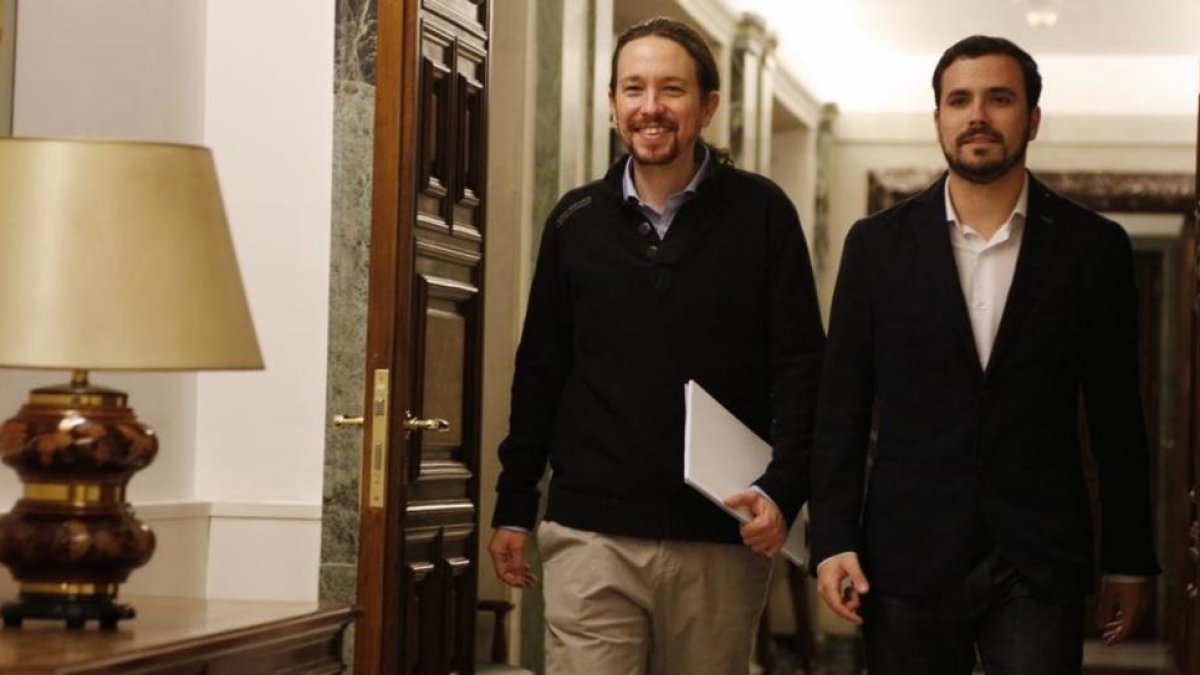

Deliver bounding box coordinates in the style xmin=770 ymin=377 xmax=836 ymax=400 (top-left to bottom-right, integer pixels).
xmin=1095 ymin=579 xmax=1145 ymax=645
xmin=723 ymin=489 xmax=786 ymax=557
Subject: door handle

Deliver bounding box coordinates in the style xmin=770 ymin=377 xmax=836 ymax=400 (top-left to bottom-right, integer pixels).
xmin=332 ymin=414 xmax=365 ymax=428
xmin=402 ymin=412 xmax=450 ymax=432
xmin=1188 ymin=582 xmax=1199 ymax=601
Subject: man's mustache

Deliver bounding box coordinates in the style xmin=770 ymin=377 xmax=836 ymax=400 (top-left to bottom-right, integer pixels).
xmin=956 ymin=127 xmax=1003 ymax=146
xmin=632 ymin=115 xmax=677 ymax=130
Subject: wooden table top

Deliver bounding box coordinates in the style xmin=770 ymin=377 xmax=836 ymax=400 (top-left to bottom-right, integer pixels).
xmin=0 ymin=596 xmax=355 ymax=671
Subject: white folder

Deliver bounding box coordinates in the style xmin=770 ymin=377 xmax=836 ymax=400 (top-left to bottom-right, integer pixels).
xmin=683 ymin=380 xmax=807 ymax=567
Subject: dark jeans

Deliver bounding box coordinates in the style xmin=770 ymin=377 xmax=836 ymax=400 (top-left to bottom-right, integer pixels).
xmin=862 ymin=555 xmax=1083 ymax=675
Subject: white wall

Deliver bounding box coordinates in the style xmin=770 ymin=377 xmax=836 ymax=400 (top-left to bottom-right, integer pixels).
xmin=192 ymin=0 xmax=333 ymax=600
xmin=13 ymin=0 xmax=207 ymax=143
xmin=196 ymin=1 xmax=332 ymax=506
xmin=2 ymin=0 xmax=334 ymax=602
xmin=769 ymin=125 xmax=816 ymax=242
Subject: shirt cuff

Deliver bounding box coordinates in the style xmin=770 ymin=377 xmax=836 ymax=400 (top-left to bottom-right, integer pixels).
xmin=498 ymin=525 xmax=531 ymax=535
xmin=816 ymin=551 xmax=857 ymax=572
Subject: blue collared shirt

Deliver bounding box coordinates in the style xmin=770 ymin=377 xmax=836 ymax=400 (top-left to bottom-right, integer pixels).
xmin=621 ymin=146 xmax=711 ymax=240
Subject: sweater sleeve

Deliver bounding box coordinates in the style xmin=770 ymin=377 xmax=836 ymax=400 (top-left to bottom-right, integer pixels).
xmin=751 ymin=187 xmax=826 ymax=525
xmin=491 ymin=214 xmax=574 ymax=530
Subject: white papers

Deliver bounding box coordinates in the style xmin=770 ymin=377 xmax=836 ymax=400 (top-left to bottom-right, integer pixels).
xmin=683 ymin=380 xmax=806 ymax=567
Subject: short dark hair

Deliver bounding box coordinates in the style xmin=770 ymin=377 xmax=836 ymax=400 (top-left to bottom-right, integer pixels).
xmin=932 ymin=35 xmax=1042 ymax=112
xmin=609 ymin=17 xmax=720 ymax=98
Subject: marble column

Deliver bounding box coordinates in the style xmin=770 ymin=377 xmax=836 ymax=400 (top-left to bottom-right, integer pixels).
xmin=812 ymin=103 xmax=838 ymax=277
xmin=319 ymin=0 xmax=378 ymax=664
xmin=729 ymin=14 xmax=775 ymax=172
xmin=0 ymin=0 xmax=14 ymax=135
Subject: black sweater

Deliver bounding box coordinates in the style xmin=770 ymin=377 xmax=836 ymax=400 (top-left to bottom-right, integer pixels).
xmin=492 ymin=150 xmax=825 ymax=544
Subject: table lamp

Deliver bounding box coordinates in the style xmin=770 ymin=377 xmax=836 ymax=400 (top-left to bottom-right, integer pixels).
xmin=0 ymin=138 xmax=263 ymax=629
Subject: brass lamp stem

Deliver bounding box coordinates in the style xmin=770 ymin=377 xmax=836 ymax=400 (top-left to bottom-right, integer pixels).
xmin=70 ymin=369 xmax=89 ymax=388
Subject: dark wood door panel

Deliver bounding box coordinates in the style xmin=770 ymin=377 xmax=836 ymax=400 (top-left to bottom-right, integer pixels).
xmin=402 ymin=524 xmax=475 ymax=674
xmin=417 ymin=21 xmax=456 ymax=234
xmin=423 ymin=0 xmax=488 ymax=38
xmin=410 ymin=273 xmax=480 ymax=484
xmin=401 ymin=560 xmax=434 ymax=674
xmin=447 ymin=555 xmax=475 ymax=674
xmin=453 ymin=40 xmax=486 ymax=241
xmin=357 ymin=1 xmax=489 ymax=671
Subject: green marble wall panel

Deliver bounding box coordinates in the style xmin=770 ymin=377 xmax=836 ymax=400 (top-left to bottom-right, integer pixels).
xmin=521 ymin=4 xmax=568 ymax=670
xmin=321 ymin=2 xmax=378 ymax=667
xmin=321 ymin=0 xmax=376 ymax=599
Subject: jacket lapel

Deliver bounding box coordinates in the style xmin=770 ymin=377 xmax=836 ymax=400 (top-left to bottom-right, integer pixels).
xmin=913 ymin=176 xmax=983 ymax=376
xmin=984 ymin=173 xmax=1062 ymax=379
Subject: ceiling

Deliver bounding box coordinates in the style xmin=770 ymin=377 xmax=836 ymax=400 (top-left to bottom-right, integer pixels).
xmin=720 ymin=0 xmax=1200 ymax=113
xmin=728 ymin=0 xmax=1200 ymax=56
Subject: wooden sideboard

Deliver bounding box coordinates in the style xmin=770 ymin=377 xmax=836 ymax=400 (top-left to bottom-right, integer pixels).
xmin=0 ymin=596 xmax=355 ymax=674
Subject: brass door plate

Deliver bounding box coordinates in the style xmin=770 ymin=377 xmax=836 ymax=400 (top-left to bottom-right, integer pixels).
xmin=368 ymin=369 xmax=389 ymax=509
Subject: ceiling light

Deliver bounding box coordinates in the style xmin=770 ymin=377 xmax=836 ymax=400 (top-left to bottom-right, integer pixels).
xmin=1026 ymin=9 xmax=1058 ymax=26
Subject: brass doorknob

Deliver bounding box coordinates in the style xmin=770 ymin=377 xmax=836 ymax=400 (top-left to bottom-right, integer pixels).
xmin=332 ymin=414 xmax=365 ymax=428
xmin=402 ymin=412 xmax=450 ymax=432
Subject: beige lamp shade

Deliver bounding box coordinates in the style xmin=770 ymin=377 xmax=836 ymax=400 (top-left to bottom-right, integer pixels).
xmin=0 ymin=137 xmax=263 ymax=370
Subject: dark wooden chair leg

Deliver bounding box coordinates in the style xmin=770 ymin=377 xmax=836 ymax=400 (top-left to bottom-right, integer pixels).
xmin=786 ymin=561 xmax=817 ymax=671
xmin=478 ymin=599 xmax=514 ymax=663
xmin=757 ymin=604 xmax=776 ymax=673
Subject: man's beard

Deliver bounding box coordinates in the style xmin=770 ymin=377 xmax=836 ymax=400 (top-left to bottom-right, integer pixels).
xmin=624 ymin=117 xmax=680 ymax=166
xmin=630 ymin=138 xmax=679 ymax=166
xmin=942 ymin=126 xmax=1029 ymax=185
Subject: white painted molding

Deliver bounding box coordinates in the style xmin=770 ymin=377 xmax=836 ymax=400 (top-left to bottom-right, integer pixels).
xmin=120 ymin=500 xmax=323 ymax=601
xmin=135 ymin=500 xmax=322 ymax=521
xmin=1036 ymin=115 xmax=1198 ymax=147
xmin=559 ymin=0 xmax=591 ymax=192
xmin=590 ymin=0 xmax=615 ymax=180
xmin=773 ymin=65 xmax=821 ymax=130
xmin=677 ymin=0 xmax=739 ymax=45
xmin=835 ymin=111 xmax=1197 ymax=147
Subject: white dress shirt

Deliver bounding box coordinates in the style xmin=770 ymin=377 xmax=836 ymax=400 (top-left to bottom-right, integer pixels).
xmin=946 ymin=176 xmax=1027 ymax=368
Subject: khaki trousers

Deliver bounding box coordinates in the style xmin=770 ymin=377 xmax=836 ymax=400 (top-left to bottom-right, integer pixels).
xmin=538 ymin=520 xmax=771 ymax=675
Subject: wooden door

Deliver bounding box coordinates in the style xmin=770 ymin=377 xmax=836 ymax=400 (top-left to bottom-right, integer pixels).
xmin=1177 ymin=207 xmax=1200 ymax=675
xmin=354 ymin=0 xmax=491 ymax=673
xmin=1175 ymin=95 xmax=1200 ymax=675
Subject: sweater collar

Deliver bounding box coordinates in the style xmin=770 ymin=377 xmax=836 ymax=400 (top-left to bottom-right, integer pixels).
xmin=603 ymin=143 xmax=726 ymax=200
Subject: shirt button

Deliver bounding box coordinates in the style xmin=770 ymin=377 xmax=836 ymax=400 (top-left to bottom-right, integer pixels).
xmin=646 ymin=245 xmax=659 ymax=260
xmin=637 ymin=222 xmax=652 ymax=236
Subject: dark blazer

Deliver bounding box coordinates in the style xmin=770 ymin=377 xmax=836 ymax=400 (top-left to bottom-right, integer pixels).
xmin=810 ymin=172 xmax=1160 ymax=599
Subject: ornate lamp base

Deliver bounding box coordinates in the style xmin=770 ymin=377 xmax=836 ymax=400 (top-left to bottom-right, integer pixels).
xmin=0 ymin=371 xmax=158 ymax=630
xmin=2 ymin=583 xmax=135 ymax=629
